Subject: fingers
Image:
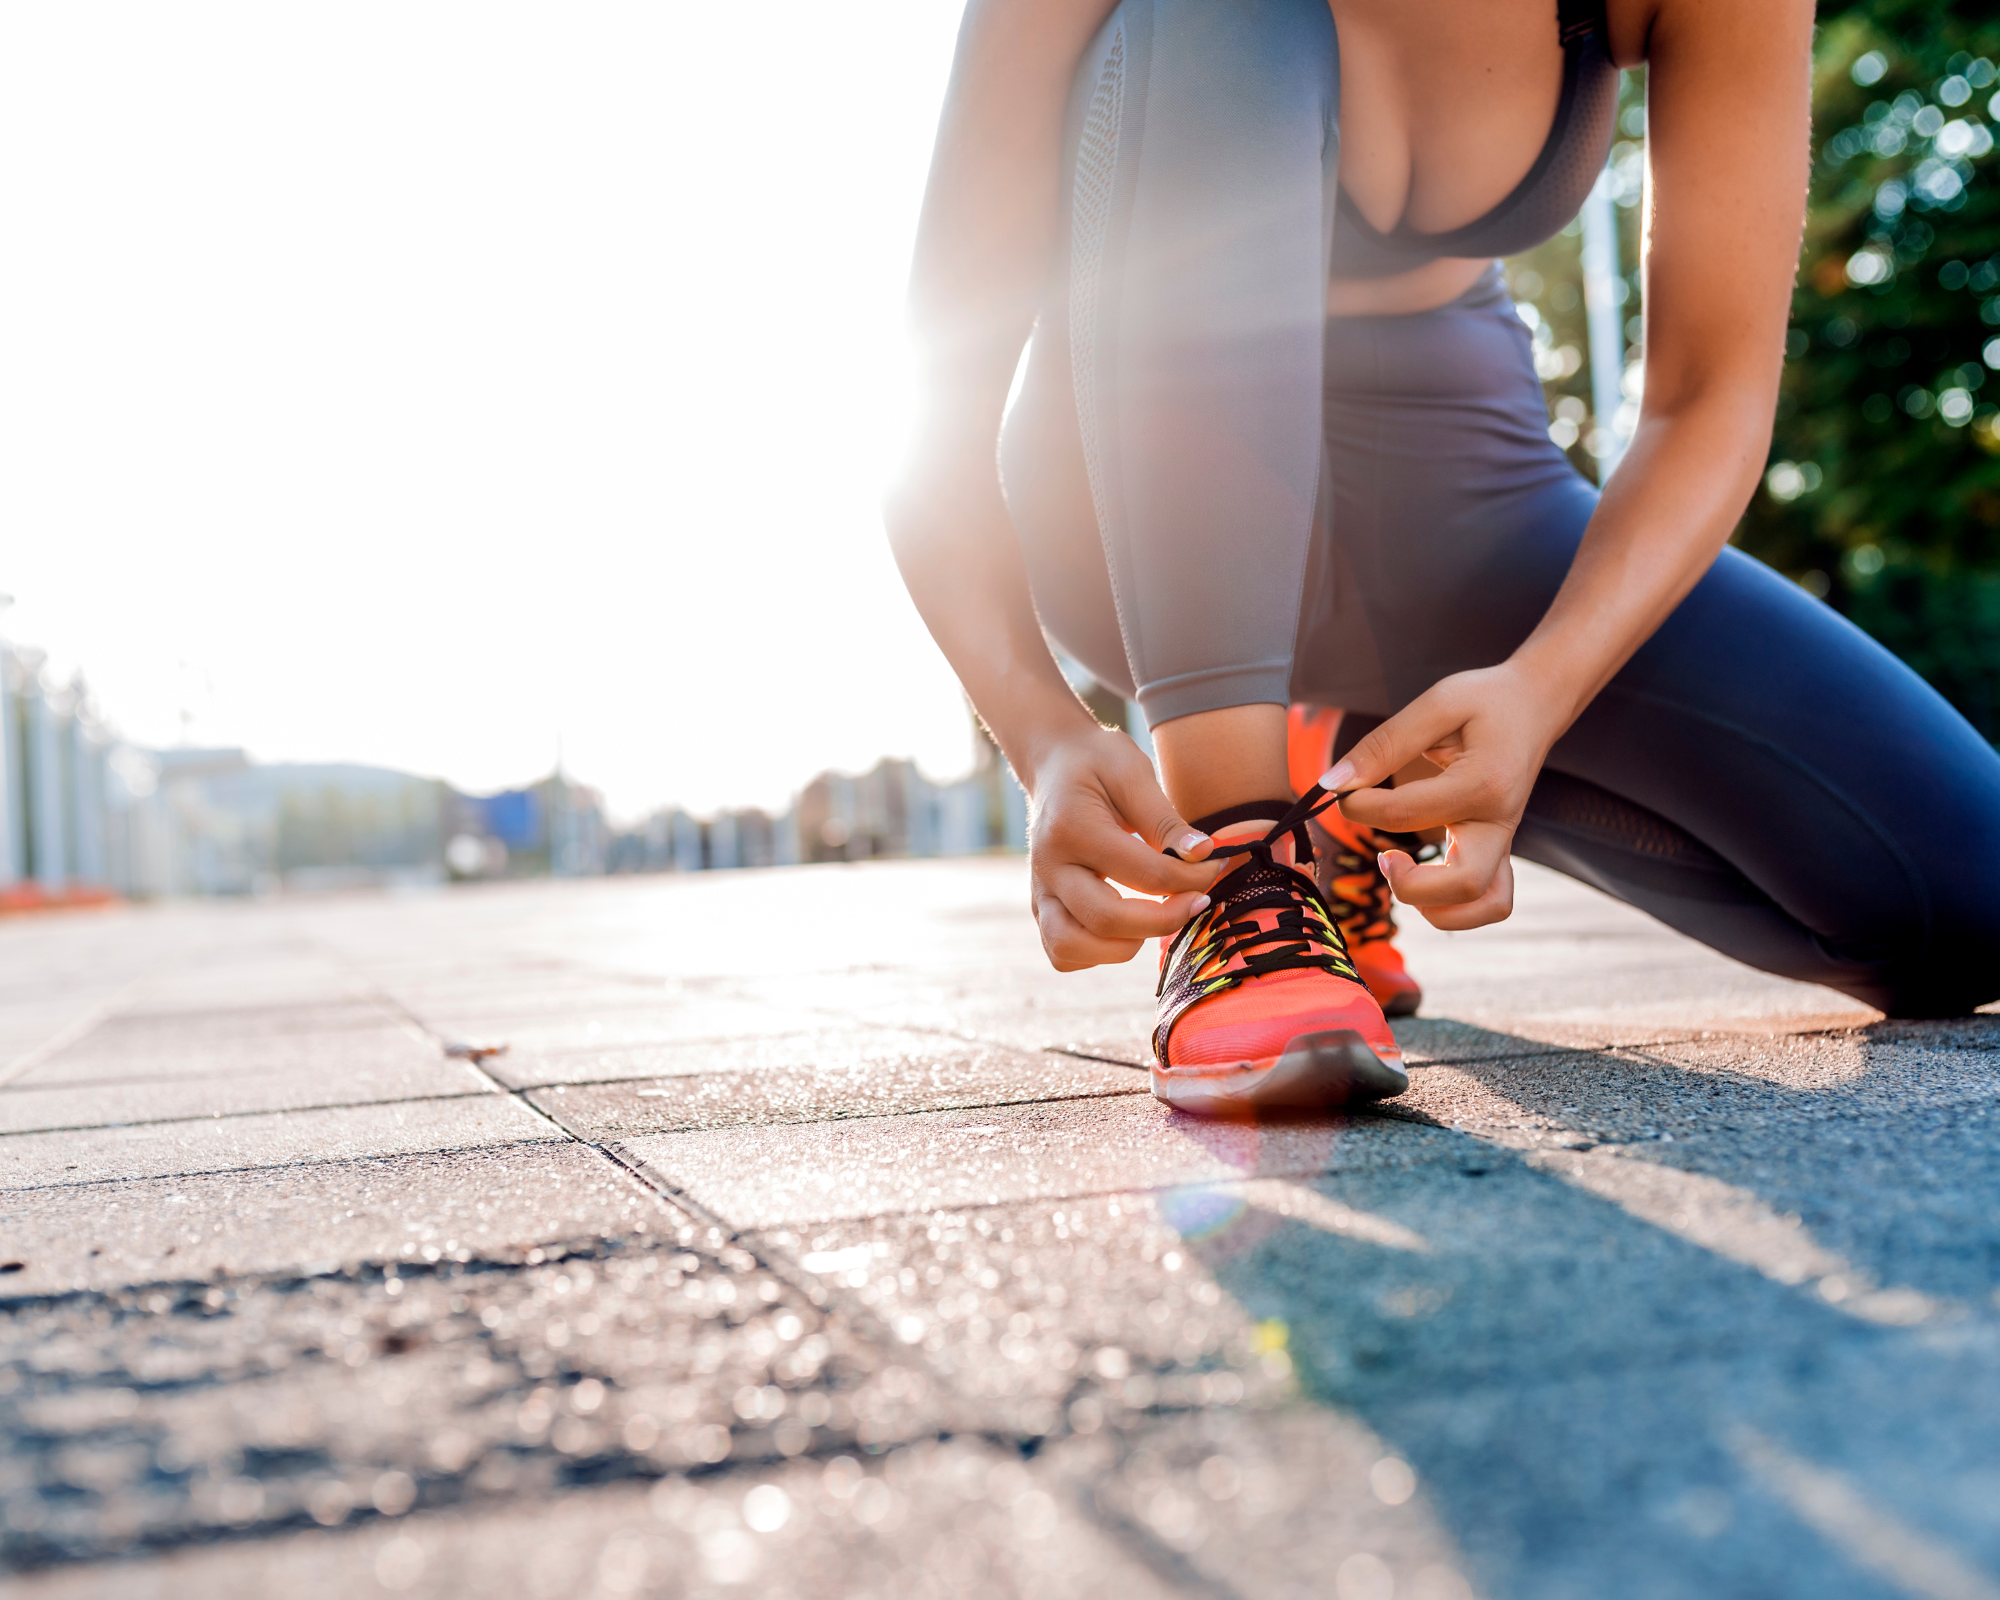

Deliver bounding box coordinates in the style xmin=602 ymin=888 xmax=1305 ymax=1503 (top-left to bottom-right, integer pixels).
xmin=1100 ymin=756 xmax=1218 ymax=864
xmin=1033 ymin=890 xmax=1149 ymax=971
xmin=1084 ymin=823 xmax=1227 ymax=897
xmin=1414 ymin=855 xmax=1514 ymax=931
xmin=1046 ymin=864 xmax=1209 ymax=942
xmin=1038 ymin=753 xmax=1223 ymax=897
xmin=1340 ymin=760 xmax=1509 ymax=835
xmin=1026 ymin=730 xmax=1228 ymax=970
xmin=1380 ymin=823 xmax=1516 ymax=930
xmin=1318 ymin=688 xmax=1464 ymax=797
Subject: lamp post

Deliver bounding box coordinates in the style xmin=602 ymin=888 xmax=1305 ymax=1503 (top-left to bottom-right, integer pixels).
xmin=1579 ymin=163 xmax=1629 ymax=481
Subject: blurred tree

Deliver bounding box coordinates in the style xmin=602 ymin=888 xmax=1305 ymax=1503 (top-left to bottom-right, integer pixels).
xmin=1504 ymin=74 xmax=1650 ymax=480
xmin=1741 ymin=4 xmax=2000 ymax=738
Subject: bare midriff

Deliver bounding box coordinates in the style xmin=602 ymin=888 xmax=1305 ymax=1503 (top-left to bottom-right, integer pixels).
xmin=1326 ymin=255 xmax=1496 ymax=317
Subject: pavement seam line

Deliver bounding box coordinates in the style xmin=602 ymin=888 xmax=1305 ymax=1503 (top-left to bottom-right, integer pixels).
xmin=340 ymin=965 xmax=1259 ymax=1592
xmin=0 ymin=1087 xmax=506 ymax=1141
xmin=1079 ymin=1483 xmax=1252 ymax=1600
xmin=0 ymin=1134 xmax=570 ymax=1196
xmin=319 ymin=955 xmax=1533 ymax=1591
xmin=520 ymin=1083 xmax=1152 ymax=1135
xmin=342 ymin=965 xmax=927 ymax=1345
xmin=0 ymin=964 xmax=185 ymax=1092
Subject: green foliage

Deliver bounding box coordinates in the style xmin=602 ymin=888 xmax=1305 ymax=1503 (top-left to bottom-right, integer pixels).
xmin=1741 ymin=4 xmax=2000 ymax=736
xmin=1504 ymin=75 xmax=1650 ymax=479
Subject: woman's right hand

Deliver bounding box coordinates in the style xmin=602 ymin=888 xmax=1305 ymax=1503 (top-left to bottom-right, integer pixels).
xmin=1026 ymin=726 xmax=1226 ymax=971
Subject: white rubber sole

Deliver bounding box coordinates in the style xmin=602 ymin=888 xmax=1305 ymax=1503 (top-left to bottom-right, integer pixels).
xmin=1150 ymin=1029 xmax=1408 ymax=1117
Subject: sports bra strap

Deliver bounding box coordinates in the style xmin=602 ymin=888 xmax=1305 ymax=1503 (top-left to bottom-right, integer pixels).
xmin=1556 ymin=0 xmax=1604 ymax=49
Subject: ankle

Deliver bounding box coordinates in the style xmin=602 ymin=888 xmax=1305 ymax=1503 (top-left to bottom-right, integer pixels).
xmin=1154 ymin=704 xmax=1291 ymax=820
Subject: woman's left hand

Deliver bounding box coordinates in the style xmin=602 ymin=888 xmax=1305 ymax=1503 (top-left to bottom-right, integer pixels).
xmin=1321 ymin=662 xmax=1568 ymax=930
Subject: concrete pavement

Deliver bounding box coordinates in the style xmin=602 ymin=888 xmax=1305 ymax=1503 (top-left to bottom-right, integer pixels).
xmin=1 ymin=859 xmax=1996 ymax=1599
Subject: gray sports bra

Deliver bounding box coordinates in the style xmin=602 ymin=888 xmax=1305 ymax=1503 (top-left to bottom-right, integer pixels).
xmin=1327 ymin=0 xmax=1622 ymax=279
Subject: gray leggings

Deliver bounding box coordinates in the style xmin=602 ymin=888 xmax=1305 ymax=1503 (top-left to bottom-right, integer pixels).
xmin=997 ymin=0 xmax=2000 ymax=1017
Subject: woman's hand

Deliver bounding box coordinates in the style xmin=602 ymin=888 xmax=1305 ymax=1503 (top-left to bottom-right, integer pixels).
xmin=1027 ymin=726 xmax=1226 ymax=970
xmin=1323 ymin=663 xmax=1567 ymax=931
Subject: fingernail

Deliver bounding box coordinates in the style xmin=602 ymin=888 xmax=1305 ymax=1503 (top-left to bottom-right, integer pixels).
xmin=1376 ymin=852 xmax=1390 ymax=875
xmin=1320 ymin=760 xmax=1355 ymax=792
xmin=1191 ymin=894 xmax=1211 ymax=912
xmin=1176 ymin=830 xmax=1209 ymax=854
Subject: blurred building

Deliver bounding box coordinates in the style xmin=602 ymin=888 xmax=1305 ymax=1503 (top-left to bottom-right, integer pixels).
xmin=0 ymin=631 xmax=1043 ymax=903
xmin=793 ymin=752 xmax=1020 ymax=865
xmin=442 ymin=772 xmax=611 ymax=882
xmin=0 ymin=642 xmax=118 ymax=908
xmin=112 ymin=755 xmax=452 ymax=897
xmin=605 ymin=803 xmax=795 ymax=875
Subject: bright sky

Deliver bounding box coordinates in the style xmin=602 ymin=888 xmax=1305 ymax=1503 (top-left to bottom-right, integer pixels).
xmin=0 ymin=2 xmax=977 ymax=820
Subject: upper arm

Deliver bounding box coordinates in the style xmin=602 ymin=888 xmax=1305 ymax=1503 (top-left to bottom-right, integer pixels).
xmin=1638 ymin=0 xmax=1814 ymax=420
xmin=906 ymin=0 xmax=1117 ymax=415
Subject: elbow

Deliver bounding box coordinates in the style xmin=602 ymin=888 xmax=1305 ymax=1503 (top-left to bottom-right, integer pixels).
xmin=1633 ymin=375 xmax=1779 ymax=475
xmin=1635 ymin=345 xmax=1781 ymax=441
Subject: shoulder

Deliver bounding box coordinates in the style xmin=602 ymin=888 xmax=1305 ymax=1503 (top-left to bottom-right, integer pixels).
xmin=1604 ymin=0 xmax=1813 ymax=73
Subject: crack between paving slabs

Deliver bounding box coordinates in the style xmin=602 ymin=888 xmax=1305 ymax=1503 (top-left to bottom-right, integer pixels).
xmin=0 ymin=1136 xmax=568 ymax=1199
xmin=0 ymin=960 xmax=196 ymax=1093
xmin=0 ymin=1088 xmax=505 ymax=1142
xmin=347 ymin=968 xmax=1272 ymax=1591
xmin=356 ymin=986 xmax=1001 ymax=1393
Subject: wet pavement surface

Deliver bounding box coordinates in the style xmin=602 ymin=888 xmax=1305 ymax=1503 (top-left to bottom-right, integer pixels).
xmin=1 ymin=859 xmax=1996 ymax=1599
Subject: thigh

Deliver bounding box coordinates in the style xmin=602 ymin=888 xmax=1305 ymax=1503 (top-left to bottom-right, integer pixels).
xmin=1557 ymin=544 xmax=2000 ymax=1011
xmin=1383 ymin=447 xmax=2000 ymax=1011
xmin=1005 ymin=0 xmax=1341 ymax=723
xmin=1000 ymin=313 xmax=1138 ymax=702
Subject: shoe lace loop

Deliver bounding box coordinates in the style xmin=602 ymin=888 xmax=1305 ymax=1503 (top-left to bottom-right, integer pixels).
xmin=1157 ymin=785 xmax=1357 ymax=999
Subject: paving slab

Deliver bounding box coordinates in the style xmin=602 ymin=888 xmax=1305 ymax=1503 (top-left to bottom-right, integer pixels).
xmin=1176 ymin=1153 xmax=2000 ymax=1600
xmin=22 ymin=1002 xmax=425 ymax=1068
xmin=0 ymin=914 xmax=197 ymax=1089
xmin=3 ymin=861 xmax=1995 ymax=1599
xmin=1051 ymin=1407 xmax=1481 ymax=1600
xmin=393 ymin=997 xmax=840 ymax=1062
xmin=620 ymin=1097 xmax=1477 ymax=1231
xmin=1390 ymin=863 xmax=1876 ymax=1038
xmin=0 ymin=1095 xmax=554 ymax=1192
xmin=481 ymin=1023 xmax=1101 ymax=1095
xmin=112 ymin=954 xmax=377 ymax=1018
xmin=711 ymin=966 xmax=1160 ymax=1059
xmin=0 ymin=1231 xmax=960 ymax=1573
xmin=0 ymin=1143 xmax=680 ymax=1296
xmin=527 ymin=1045 xmax=1140 ymax=1138
xmin=750 ymin=1188 xmax=1299 ymax=1437
xmin=0 ymin=1056 xmax=487 ymax=1138
xmin=7 ymin=1438 xmax=1182 ymax=1600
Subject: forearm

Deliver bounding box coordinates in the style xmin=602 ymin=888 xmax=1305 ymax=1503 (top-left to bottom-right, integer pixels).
xmin=888 ymin=0 xmax=1126 ymax=792
xmin=886 ymin=445 xmax=1099 ymax=791
xmin=1511 ymin=391 xmax=1773 ymax=730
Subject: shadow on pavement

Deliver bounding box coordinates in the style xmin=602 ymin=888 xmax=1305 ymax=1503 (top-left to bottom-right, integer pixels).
xmin=1159 ymin=1015 xmax=2000 ymax=1600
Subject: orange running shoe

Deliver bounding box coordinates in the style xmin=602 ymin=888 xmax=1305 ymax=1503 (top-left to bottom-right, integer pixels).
xmin=1152 ymin=790 xmax=1406 ymax=1117
xmin=1285 ymin=704 xmax=1424 ymax=1018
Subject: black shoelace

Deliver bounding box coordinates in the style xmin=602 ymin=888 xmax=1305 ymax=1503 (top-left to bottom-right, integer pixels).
xmin=1158 ymin=785 xmax=1358 ymax=997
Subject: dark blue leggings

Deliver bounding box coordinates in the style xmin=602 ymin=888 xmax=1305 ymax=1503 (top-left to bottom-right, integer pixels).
xmin=997 ymin=0 xmax=2000 ymax=1016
